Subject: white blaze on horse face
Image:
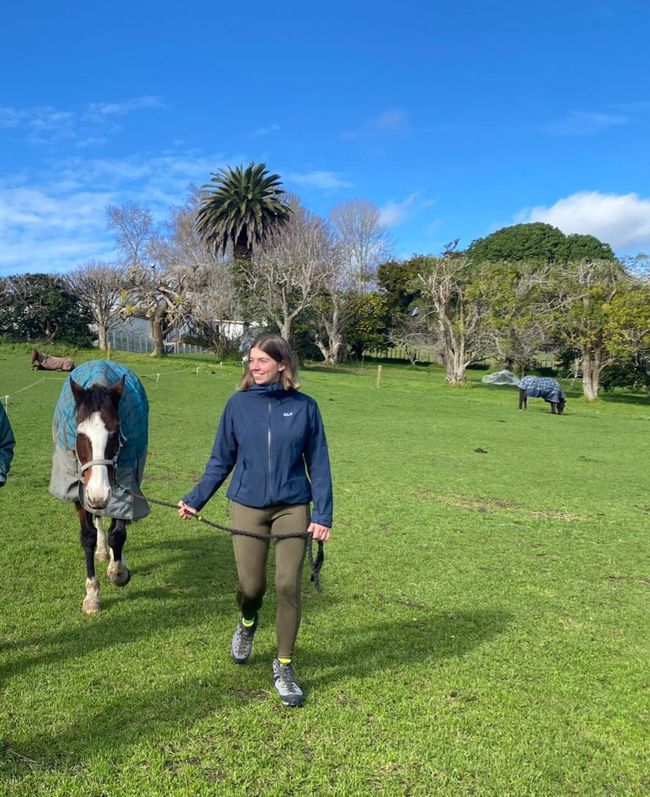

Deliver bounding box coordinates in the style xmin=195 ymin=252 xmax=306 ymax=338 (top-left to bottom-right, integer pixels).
xmin=78 ymin=411 xmax=111 ymax=507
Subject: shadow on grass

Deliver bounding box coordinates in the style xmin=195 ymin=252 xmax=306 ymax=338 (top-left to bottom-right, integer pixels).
xmin=303 ymin=609 xmax=511 ymax=687
xmin=1 ymin=675 xmax=232 ymax=773
xmin=1 ymin=609 xmax=511 ymax=774
xmin=0 ymin=532 xmax=326 ymax=682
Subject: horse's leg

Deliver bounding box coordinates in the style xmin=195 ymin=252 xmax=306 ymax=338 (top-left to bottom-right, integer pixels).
xmin=519 ymin=389 xmax=527 ymax=410
xmin=77 ymin=503 xmax=101 ymax=613
xmin=107 ymin=519 xmax=131 ymax=587
xmin=94 ymin=515 xmax=109 ymax=560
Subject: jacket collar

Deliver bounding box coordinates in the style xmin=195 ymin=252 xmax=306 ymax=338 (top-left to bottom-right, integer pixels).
xmin=248 ymin=381 xmax=288 ymax=397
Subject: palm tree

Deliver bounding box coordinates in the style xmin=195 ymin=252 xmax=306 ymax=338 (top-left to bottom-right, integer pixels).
xmin=196 ymin=163 xmax=292 ymax=261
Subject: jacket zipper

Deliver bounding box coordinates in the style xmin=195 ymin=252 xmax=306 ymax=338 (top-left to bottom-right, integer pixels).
xmin=267 ymin=399 xmax=273 ymax=504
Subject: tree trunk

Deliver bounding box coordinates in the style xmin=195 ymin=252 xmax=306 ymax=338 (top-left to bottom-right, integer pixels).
xmin=97 ymin=324 xmax=108 ymax=351
xmin=441 ymin=323 xmax=467 ymax=384
xmin=315 ymin=335 xmax=342 ymax=364
xmin=582 ymin=344 xmax=603 ymax=400
xmin=233 ymin=231 xmax=252 ymax=262
xmin=149 ymin=306 xmax=167 ymax=357
xmin=278 ymin=319 xmax=292 ymax=342
xmin=445 ymin=350 xmax=467 ymax=384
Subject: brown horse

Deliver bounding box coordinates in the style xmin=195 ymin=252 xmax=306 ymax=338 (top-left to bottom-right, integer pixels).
xmin=49 ymin=361 xmax=149 ymax=612
xmin=31 ymin=349 xmax=75 ymax=372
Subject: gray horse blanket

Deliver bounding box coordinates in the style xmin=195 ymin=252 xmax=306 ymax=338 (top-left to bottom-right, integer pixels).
xmin=32 ymin=350 xmax=75 ymax=371
xmin=49 ymin=360 xmax=150 ymax=520
xmin=519 ymin=376 xmax=565 ymax=405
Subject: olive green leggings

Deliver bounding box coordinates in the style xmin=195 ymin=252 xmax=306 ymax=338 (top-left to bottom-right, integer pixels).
xmin=230 ymin=501 xmax=309 ymax=660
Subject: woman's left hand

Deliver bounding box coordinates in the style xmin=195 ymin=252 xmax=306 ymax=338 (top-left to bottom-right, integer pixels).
xmin=308 ymin=522 xmax=330 ymax=542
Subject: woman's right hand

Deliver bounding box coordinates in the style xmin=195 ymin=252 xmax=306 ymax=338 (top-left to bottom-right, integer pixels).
xmin=178 ymin=500 xmax=198 ymax=520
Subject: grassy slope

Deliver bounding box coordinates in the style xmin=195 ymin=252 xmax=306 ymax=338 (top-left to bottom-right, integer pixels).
xmin=0 ymin=345 xmax=648 ymax=796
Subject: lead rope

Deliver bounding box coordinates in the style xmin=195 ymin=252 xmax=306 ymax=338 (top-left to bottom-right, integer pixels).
xmin=127 ymin=491 xmax=325 ymax=590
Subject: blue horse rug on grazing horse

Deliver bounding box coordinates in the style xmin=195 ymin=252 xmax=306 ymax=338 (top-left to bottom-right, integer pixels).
xmin=519 ymin=375 xmax=565 ymax=405
xmin=49 ymin=360 xmax=150 ymax=520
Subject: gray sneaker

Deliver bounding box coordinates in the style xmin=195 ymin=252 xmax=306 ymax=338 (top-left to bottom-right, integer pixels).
xmin=272 ymin=658 xmax=304 ymax=707
xmin=231 ymin=615 xmax=258 ymax=664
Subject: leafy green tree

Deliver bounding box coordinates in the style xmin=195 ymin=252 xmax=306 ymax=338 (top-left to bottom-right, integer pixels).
xmin=343 ymin=292 xmax=391 ymax=359
xmin=467 ymin=223 xmax=616 ymax=266
xmin=376 ymin=258 xmax=423 ymax=317
xmin=565 ymin=233 xmax=615 ymax=261
xmin=601 ymin=354 xmax=650 ymax=394
xmin=0 ymin=273 xmax=93 ymax=345
xmin=551 ymin=259 xmax=629 ymax=399
xmin=467 ymin=223 xmax=569 ymax=263
xmin=598 ymin=279 xmax=650 ymax=393
xmin=196 ymin=163 xmax=292 ymax=261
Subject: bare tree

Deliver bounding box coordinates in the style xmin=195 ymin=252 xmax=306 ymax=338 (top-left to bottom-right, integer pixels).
xmin=416 ymin=256 xmax=493 ymax=384
xmin=65 ymin=260 xmax=126 ymax=350
xmin=106 ymin=202 xmax=154 ymax=264
xmin=107 ymin=201 xmax=195 ymax=357
xmin=241 ymin=197 xmax=335 ymax=341
xmin=329 ymin=199 xmax=393 ymax=291
xmin=158 ymin=190 xmax=238 ymax=353
xmin=311 ymin=244 xmax=355 ymax=364
xmin=389 ymin=313 xmax=443 ymax=366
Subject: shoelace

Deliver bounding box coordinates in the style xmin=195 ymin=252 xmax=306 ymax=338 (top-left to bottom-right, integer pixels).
xmin=277 ymin=665 xmax=300 ymax=693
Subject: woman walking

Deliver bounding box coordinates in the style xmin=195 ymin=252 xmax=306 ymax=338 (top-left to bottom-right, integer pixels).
xmin=178 ymin=334 xmax=333 ymax=706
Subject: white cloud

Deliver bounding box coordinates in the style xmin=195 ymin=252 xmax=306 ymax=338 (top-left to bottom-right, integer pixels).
xmin=517 ymin=191 xmax=650 ymax=251
xmin=0 ymin=148 xmax=240 ymax=274
xmin=543 ymin=110 xmax=629 ymax=136
xmin=342 ymin=108 xmax=409 ymax=141
xmin=285 ymin=170 xmax=352 ymax=190
xmin=85 ymin=96 xmax=166 ymax=117
xmin=379 ymin=192 xmax=421 ymax=227
xmin=0 ymin=97 xmax=166 ymax=146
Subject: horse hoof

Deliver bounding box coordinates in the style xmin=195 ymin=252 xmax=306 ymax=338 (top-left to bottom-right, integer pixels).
xmin=108 ymin=566 xmax=131 ymax=587
xmin=82 ymin=598 xmax=101 ymax=613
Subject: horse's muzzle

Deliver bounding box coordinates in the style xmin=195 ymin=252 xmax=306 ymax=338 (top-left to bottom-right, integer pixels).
xmin=84 ymin=487 xmax=111 ymax=510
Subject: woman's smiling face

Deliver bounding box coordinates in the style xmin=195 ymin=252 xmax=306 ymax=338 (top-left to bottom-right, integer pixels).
xmin=248 ymin=347 xmax=286 ymax=385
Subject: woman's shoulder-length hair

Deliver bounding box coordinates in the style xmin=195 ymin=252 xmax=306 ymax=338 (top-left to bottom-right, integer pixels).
xmin=239 ymin=334 xmax=300 ymax=391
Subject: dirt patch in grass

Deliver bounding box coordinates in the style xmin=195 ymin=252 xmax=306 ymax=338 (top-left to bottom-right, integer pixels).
xmin=228 ymin=686 xmax=268 ymax=702
xmin=411 ymin=492 xmax=585 ymax=522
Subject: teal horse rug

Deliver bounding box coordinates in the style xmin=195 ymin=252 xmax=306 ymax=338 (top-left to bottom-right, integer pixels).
xmin=49 ymin=360 xmax=150 ymax=520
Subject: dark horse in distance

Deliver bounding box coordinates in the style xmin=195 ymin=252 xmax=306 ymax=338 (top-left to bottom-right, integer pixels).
xmin=49 ymin=361 xmax=149 ymax=612
xmin=518 ymin=375 xmax=566 ymax=415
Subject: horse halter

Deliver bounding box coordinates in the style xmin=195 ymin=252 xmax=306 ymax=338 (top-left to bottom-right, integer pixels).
xmin=76 ymin=431 xmax=126 ymax=476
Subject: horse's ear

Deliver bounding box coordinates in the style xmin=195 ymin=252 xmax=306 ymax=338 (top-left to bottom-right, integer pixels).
xmin=111 ymin=376 xmax=125 ymax=404
xmin=70 ymin=379 xmax=86 ymax=405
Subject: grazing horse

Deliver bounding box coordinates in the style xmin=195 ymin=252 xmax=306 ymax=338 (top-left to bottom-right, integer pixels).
xmin=518 ymin=375 xmax=566 ymax=415
xmin=49 ymin=361 xmax=149 ymax=612
xmin=31 ymin=348 xmax=75 ymax=372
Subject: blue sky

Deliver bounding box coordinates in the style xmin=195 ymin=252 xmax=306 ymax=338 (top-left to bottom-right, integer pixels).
xmin=2 ymin=0 xmax=650 ymax=275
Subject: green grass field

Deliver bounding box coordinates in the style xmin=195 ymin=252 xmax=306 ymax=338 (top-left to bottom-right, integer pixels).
xmin=1 ymin=343 xmax=648 ymax=796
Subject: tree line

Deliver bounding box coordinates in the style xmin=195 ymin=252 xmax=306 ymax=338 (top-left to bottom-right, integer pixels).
xmin=1 ymin=163 xmax=649 ymax=400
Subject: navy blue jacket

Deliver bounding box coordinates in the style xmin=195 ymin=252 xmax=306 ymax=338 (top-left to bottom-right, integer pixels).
xmin=0 ymin=404 xmax=15 ymax=485
xmin=182 ymin=382 xmax=333 ymax=526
